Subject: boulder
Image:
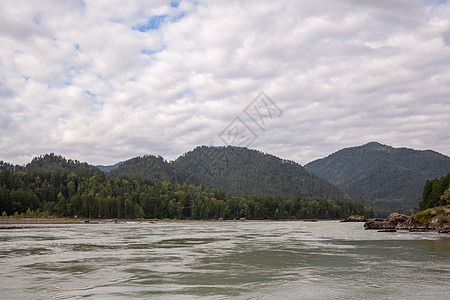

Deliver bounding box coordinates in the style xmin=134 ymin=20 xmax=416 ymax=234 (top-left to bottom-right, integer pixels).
xmin=437 ymin=224 xmax=450 ymax=233
xmin=396 ymin=217 xmax=428 ymax=230
xmin=364 ymin=219 xmax=396 ymax=230
xmin=386 ymin=213 xmax=409 ymax=225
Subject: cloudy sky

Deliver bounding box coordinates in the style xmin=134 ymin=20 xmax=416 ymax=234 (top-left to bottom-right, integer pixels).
xmin=1 ymin=0 xmax=450 ymax=166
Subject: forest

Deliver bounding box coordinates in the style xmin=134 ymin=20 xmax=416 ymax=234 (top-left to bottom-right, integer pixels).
xmin=420 ymin=172 xmax=450 ymax=210
xmin=0 ymin=168 xmax=375 ymax=220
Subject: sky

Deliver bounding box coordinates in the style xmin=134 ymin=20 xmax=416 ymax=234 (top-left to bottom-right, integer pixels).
xmin=1 ymin=0 xmax=450 ymax=166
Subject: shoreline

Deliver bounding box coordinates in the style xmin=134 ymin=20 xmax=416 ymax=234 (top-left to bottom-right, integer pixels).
xmin=0 ymin=217 xmax=341 ymax=228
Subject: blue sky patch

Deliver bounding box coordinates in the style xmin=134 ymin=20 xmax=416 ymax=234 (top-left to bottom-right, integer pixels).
xmin=132 ymin=10 xmax=186 ymax=32
xmin=183 ymin=88 xmax=193 ymax=96
xmin=141 ymin=45 xmax=167 ymax=55
xmin=85 ymin=90 xmax=97 ymax=98
xmin=424 ymin=0 xmax=447 ymax=6
xmin=33 ymin=16 xmax=41 ymax=26
xmin=133 ymin=15 xmax=167 ymax=32
xmin=170 ymin=2 xmax=179 ymax=8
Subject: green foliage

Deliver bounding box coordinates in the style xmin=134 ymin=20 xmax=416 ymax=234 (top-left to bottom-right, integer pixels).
xmin=96 ymin=161 xmax=124 ymax=173
xmin=25 ymin=153 xmax=99 ymax=174
xmin=0 ymin=169 xmax=376 ymax=220
xmin=305 ymin=142 xmax=450 ymax=212
xmin=413 ymin=210 xmax=434 ymax=224
xmin=107 ymin=146 xmax=353 ymax=201
xmin=420 ymin=172 xmax=450 ymax=210
xmin=0 ymin=161 xmax=25 ymax=171
xmin=172 ymin=146 xmax=353 ymax=200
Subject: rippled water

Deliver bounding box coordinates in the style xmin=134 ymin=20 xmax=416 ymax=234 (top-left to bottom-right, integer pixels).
xmin=0 ymin=221 xmax=449 ymax=299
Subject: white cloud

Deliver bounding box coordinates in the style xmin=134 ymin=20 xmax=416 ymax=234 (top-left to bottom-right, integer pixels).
xmin=1 ymin=0 xmax=449 ymax=166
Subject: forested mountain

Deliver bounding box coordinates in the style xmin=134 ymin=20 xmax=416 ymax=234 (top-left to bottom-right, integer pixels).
xmin=108 ymin=155 xmax=192 ymax=183
xmin=171 ymin=146 xmax=353 ymax=200
xmin=0 ymin=169 xmax=374 ymax=220
xmin=105 ymin=146 xmax=352 ymax=201
xmin=305 ymin=142 xmax=450 ymax=212
xmin=96 ymin=161 xmax=124 ymax=173
xmin=24 ymin=153 xmax=100 ymax=173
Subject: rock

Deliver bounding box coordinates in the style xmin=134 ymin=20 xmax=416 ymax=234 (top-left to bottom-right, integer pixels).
xmin=364 ymin=205 xmax=449 ymax=233
xmin=437 ymin=225 xmax=450 ymax=234
xmin=378 ymin=229 xmax=397 ymax=232
xmin=396 ymin=217 xmax=428 ymax=230
xmin=341 ymin=215 xmax=366 ymax=222
xmin=364 ymin=219 xmax=396 ymax=230
xmin=386 ymin=213 xmax=409 ymax=225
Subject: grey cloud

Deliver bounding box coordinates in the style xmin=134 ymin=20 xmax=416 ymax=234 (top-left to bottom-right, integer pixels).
xmin=0 ymin=0 xmax=449 ymax=166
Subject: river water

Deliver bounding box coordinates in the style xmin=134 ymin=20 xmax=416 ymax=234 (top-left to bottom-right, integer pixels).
xmin=0 ymin=221 xmax=449 ymax=299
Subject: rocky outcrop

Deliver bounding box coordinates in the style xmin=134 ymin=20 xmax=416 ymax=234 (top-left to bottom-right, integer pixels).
xmin=364 ymin=206 xmax=449 ymax=233
xmin=341 ymin=215 xmax=366 ymax=222
xmin=386 ymin=213 xmax=409 ymax=225
xmin=396 ymin=218 xmax=428 ymax=230
xmin=364 ymin=212 xmax=407 ymax=229
xmin=364 ymin=219 xmax=395 ymax=230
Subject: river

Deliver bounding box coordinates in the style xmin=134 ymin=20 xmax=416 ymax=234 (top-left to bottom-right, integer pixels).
xmin=0 ymin=221 xmax=449 ymax=299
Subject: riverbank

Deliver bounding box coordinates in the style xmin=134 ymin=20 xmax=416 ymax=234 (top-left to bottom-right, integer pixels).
xmin=364 ymin=205 xmax=450 ymax=233
xmin=0 ymin=217 xmax=343 ymax=229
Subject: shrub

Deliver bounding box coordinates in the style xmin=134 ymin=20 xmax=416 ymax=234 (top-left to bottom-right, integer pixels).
xmin=413 ymin=210 xmax=435 ymax=224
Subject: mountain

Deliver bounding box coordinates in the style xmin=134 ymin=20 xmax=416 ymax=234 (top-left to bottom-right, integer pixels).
xmin=305 ymin=142 xmax=450 ymax=212
xmin=97 ymin=161 xmax=124 ymax=173
xmin=171 ymin=146 xmax=353 ymax=200
xmin=25 ymin=153 xmax=100 ymax=173
xmin=108 ymin=146 xmax=352 ymax=200
xmin=109 ymin=154 xmax=192 ymax=183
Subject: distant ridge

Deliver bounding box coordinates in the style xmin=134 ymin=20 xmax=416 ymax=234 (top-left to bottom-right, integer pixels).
xmin=25 ymin=153 xmax=99 ymax=173
xmin=108 ymin=155 xmax=192 ymax=183
xmin=4 ymin=142 xmax=448 ymax=213
xmin=305 ymin=142 xmax=450 ymax=212
xmin=107 ymin=146 xmax=353 ymax=201
xmin=97 ymin=161 xmax=124 ymax=173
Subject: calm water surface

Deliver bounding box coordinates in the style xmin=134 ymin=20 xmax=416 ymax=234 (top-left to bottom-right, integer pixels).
xmin=0 ymin=221 xmax=449 ymax=299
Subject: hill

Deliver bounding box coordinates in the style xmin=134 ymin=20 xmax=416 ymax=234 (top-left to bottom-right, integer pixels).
xmin=25 ymin=153 xmax=100 ymax=174
xmin=108 ymin=154 xmax=193 ymax=183
xmin=171 ymin=146 xmax=353 ymax=200
xmin=107 ymin=146 xmax=352 ymax=201
xmin=97 ymin=161 xmax=124 ymax=173
xmin=305 ymin=142 xmax=450 ymax=212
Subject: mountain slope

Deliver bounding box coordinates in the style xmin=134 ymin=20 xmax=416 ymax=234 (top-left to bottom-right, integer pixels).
xmin=305 ymin=142 xmax=450 ymax=211
xmin=25 ymin=153 xmax=99 ymax=173
xmin=97 ymin=161 xmax=124 ymax=173
xmin=171 ymin=146 xmax=353 ymax=200
xmin=108 ymin=155 xmax=192 ymax=183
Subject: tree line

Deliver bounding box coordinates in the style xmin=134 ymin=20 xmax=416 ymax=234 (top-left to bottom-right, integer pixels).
xmin=0 ymin=169 xmax=375 ymax=220
xmin=420 ymin=172 xmax=450 ymax=210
